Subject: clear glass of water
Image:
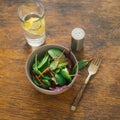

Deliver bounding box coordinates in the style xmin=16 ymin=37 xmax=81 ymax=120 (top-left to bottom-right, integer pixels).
xmin=18 ymin=1 xmax=45 ymax=47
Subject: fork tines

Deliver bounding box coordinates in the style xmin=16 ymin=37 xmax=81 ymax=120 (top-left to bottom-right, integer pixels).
xmin=91 ymin=56 xmax=102 ymax=66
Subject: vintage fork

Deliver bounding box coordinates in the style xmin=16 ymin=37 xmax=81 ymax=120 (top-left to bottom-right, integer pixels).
xmin=71 ymin=56 xmax=102 ymax=111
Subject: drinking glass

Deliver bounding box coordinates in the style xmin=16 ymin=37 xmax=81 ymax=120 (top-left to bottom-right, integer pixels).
xmin=18 ymin=1 xmax=45 ymax=47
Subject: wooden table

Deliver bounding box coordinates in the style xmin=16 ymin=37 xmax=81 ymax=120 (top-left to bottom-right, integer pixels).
xmin=0 ymin=0 xmax=120 ymax=119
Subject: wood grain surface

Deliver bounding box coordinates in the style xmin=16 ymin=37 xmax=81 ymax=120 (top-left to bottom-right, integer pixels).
xmin=0 ymin=0 xmax=120 ymax=120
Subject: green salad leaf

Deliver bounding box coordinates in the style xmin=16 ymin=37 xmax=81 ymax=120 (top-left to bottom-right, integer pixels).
xmin=55 ymin=73 xmax=66 ymax=86
xmin=58 ymin=59 xmax=68 ymax=68
xmin=71 ymin=59 xmax=89 ymax=74
xmin=48 ymin=48 xmax=65 ymax=59
xmin=61 ymin=67 xmax=72 ymax=81
xmin=32 ymin=76 xmax=48 ymax=89
xmin=50 ymin=60 xmax=59 ymax=70
xmin=78 ymin=59 xmax=89 ymax=70
xmin=38 ymin=54 xmax=49 ymax=69
xmin=32 ymin=54 xmax=41 ymax=75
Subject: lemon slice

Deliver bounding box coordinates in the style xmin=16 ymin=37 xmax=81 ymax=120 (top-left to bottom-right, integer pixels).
xmin=24 ymin=17 xmax=41 ymax=30
xmin=23 ymin=17 xmax=45 ymax=35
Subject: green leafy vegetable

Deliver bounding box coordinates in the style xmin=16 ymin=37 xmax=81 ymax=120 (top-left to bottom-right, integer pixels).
xmin=52 ymin=77 xmax=58 ymax=85
xmin=42 ymin=75 xmax=52 ymax=81
xmin=48 ymin=48 xmax=65 ymax=59
xmin=78 ymin=59 xmax=89 ymax=70
xmin=71 ymin=59 xmax=89 ymax=74
xmin=32 ymin=76 xmax=48 ymax=89
xmin=55 ymin=73 xmax=66 ymax=86
xmin=61 ymin=67 xmax=72 ymax=81
xmin=50 ymin=60 xmax=59 ymax=70
xmin=38 ymin=54 xmax=49 ymax=69
xmin=58 ymin=59 xmax=68 ymax=68
xmin=38 ymin=57 xmax=50 ymax=72
xmin=41 ymin=79 xmax=51 ymax=87
xmin=32 ymin=54 xmax=41 ymax=75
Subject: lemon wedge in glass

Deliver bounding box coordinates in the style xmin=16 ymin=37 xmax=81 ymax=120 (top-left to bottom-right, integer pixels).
xmin=23 ymin=16 xmax=45 ymax=35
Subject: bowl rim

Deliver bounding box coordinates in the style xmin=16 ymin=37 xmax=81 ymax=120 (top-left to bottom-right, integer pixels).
xmin=25 ymin=44 xmax=78 ymax=94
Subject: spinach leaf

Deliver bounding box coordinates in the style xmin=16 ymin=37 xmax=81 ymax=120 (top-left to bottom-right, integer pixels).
xmin=48 ymin=48 xmax=65 ymax=59
xmin=38 ymin=57 xmax=50 ymax=72
xmin=32 ymin=54 xmax=41 ymax=74
xmin=58 ymin=59 xmax=68 ymax=68
xmin=55 ymin=73 xmax=66 ymax=86
xmin=38 ymin=54 xmax=49 ymax=69
xmin=60 ymin=67 xmax=72 ymax=82
xmin=42 ymin=79 xmax=51 ymax=87
xmin=42 ymin=75 xmax=52 ymax=81
xmin=71 ymin=59 xmax=89 ymax=74
xmin=32 ymin=76 xmax=48 ymax=89
xmin=50 ymin=60 xmax=59 ymax=70
xmin=78 ymin=59 xmax=89 ymax=70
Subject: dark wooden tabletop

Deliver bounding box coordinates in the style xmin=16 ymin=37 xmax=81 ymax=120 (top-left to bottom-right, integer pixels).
xmin=0 ymin=0 xmax=120 ymax=120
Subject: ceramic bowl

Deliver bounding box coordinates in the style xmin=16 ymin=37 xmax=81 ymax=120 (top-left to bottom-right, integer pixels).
xmin=25 ymin=44 xmax=78 ymax=95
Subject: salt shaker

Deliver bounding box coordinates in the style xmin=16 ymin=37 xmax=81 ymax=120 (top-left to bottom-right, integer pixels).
xmin=71 ymin=28 xmax=85 ymax=51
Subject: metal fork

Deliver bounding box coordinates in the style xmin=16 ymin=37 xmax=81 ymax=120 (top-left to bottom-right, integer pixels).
xmin=71 ymin=56 xmax=102 ymax=111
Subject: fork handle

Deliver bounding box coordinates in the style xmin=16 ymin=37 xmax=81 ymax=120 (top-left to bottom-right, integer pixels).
xmin=71 ymin=74 xmax=91 ymax=111
xmin=71 ymin=84 xmax=87 ymax=111
xmin=85 ymin=74 xmax=91 ymax=84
